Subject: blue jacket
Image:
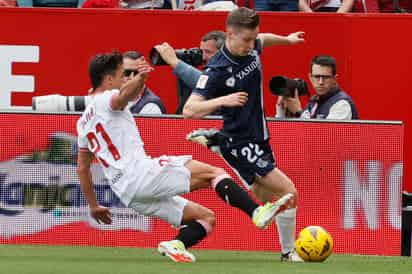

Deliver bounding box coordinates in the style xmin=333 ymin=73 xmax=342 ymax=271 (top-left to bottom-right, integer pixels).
xmin=302 ymin=89 xmax=359 ymax=119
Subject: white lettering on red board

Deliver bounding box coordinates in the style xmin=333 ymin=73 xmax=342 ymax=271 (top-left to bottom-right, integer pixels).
xmin=343 ymin=160 xmax=403 ymax=230
xmin=0 ymin=45 xmax=39 ymax=109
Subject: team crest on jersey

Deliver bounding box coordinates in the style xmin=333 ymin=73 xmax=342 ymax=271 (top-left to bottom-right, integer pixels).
xmin=225 ymin=77 xmax=235 ymax=88
xmin=196 ymin=75 xmax=209 ymax=89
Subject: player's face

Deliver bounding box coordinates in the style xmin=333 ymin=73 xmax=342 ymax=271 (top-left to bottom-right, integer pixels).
xmin=109 ymin=64 xmax=124 ymax=89
xmin=309 ymin=64 xmax=337 ymax=96
xmin=123 ymin=57 xmax=147 ymax=83
xmin=200 ymin=39 xmax=219 ymax=63
xmin=227 ymin=26 xmax=259 ymax=56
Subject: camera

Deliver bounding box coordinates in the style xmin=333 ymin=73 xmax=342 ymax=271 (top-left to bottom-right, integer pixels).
xmin=269 ymin=76 xmax=309 ymax=97
xmin=150 ymin=47 xmax=203 ymax=67
xmin=32 ymin=94 xmax=91 ymax=112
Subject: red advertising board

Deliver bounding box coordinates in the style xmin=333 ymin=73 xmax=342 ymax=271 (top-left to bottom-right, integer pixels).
xmin=0 ymin=8 xmax=411 ymax=193
xmin=0 ymin=113 xmax=403 ymax=255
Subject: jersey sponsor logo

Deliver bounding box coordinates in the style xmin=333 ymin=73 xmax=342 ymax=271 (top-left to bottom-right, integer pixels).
xmin=225 ymin=77 xmax=235 ymax=88
xmin=196 ymin=75 xmax=209 ymax=89
xmin=235 ymin=60 xmax=259 ymax=80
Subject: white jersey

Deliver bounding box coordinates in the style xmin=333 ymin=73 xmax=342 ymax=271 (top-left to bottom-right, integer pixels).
xmin=77 ymin=89 xmax=155 ymax=205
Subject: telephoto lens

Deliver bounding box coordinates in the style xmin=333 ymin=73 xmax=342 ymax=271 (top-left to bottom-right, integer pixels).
xmin=269 ymin=76 xmax=309 ymax=97
xmin=32 ymin=95 xmax=91 ymax=112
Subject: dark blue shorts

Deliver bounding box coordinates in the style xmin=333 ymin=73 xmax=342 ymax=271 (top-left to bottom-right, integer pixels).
xmin=219 ymin=139 xmax=276 ymax=187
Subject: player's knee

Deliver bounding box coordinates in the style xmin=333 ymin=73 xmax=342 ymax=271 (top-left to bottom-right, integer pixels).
xmin=283 ymin=180 xmax=297 ymax=196
xmin=280 ymin=183 xmax=298 ymax=208
xmin=285 ymin=187 xmax=298 ymax=208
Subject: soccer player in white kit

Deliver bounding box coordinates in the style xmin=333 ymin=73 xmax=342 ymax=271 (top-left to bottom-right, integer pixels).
xmin=77 ymin=52 xmax=293 ymax=262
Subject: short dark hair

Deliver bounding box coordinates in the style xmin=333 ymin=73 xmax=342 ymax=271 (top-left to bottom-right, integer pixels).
xmin=89 ymin=51 xmax=123 ymax=90
xmin=201 ymin=31 xmax=226 ymax=49
xmin=311 ymin=55 xmax=337 ymax=75
xmin=226 ymin=7 xmax=260 ymax=30
xmin=123 ymin=51 xmax=143 ymax=60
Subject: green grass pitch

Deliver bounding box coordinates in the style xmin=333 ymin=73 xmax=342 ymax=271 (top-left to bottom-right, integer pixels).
xmin=0 ymin=244 xmax=410 ymax=274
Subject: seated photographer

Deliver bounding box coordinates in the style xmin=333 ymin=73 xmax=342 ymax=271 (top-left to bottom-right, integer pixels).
xmin=123 ymin=51 xmax=166 ymax=114
xmin=275 ymin=55 xmax=358 ymax=120
xmin=152 ymin=31 xmax=226 ymax=114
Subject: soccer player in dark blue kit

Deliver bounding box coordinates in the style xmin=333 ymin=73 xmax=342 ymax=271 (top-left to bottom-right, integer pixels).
xmin=183 ymin=7 xmax=305 ymax=262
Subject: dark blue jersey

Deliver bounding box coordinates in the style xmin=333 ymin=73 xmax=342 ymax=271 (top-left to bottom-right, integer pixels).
xmin=193 ymin=39 xmax=269 ymax=144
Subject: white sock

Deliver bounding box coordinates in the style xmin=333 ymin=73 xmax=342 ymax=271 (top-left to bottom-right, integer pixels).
xmin=275 ymin=208 xmax=296 ymax=254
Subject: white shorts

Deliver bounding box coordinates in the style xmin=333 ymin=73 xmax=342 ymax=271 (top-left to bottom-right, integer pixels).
xmin=128 ymin=155 xmax=192 ymax=227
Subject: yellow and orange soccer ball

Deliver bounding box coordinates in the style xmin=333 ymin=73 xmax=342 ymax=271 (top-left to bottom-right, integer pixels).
xmin=295 ymin=226 xmax=334 ymax=262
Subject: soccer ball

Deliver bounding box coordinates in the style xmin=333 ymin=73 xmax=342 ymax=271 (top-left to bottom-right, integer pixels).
xmin=295 ymin=226 xmax=334 ymax=262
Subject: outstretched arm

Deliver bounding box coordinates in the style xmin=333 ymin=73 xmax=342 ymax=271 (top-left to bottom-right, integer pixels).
xmin=111 ymin=58 xmax=153 ymax=111
xmin=258 ymin=32 xmax=305 ymax=47
xmin=183 ymin=92 xmax=248 ymax=119
xmin=154 ymin=42 xmax=202 ymax=89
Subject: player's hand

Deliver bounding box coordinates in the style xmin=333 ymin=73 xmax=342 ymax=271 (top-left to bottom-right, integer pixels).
xmin=287 ymin=32 xmax=305 ymax=45
xmin=90 ymin=205 xmax=112 ymax=224
xmin=277 ymin=95 xmax=287 ymax=109
xmin=154 ymin=42 xmax=179 ymax=68
xmin=135 ymin=59 xmax=153 ymax=82
xmin=221 ymin=92 xmax=248 ymax=107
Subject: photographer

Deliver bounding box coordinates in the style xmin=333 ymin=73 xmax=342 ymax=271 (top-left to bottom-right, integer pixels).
xmin=275 ymin=55 xmax=358 ymax=119
xmin=152 ymin=31 xmax=226 ymax=114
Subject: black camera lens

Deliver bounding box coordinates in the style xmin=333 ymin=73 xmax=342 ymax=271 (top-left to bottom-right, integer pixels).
xmin=149 ymin=48 xmax=167 ymax=66
xmin=149 ymin=47 xmax=203 ymax=67
xmin=176 ymin=48 xmax=203 ymax=67
xmin=269 ymin=76 xmax=291 ymax=96
xmin=269 ymin=76 xmax=309 ymax=97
